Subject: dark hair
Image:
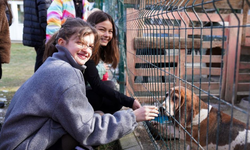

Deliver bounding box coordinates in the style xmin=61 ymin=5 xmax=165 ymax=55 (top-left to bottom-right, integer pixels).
xmin=87 ymin=11 xmax=119 ymax=68
xmin=43 ymin=17 xmax=100 ymax=62
xmin=5 ymin=0 xmax=12 ymax=25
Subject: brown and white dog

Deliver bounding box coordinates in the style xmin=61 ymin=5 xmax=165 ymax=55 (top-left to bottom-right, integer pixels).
xmin=152 ymin=86 xmax=250 ymax=150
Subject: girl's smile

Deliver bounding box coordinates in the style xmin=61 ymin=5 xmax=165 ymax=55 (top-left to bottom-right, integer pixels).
xmin=95 ymin=20 xmax=113 ymax=46
xmin=58 ymin=34 xmax=95 ymax=65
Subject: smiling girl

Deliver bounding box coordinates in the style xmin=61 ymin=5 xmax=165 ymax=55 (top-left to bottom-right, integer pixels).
xmin=0 ymin=18 xmax=158 ymax=150
xmin=85 ymin=11 xmax=142 ymax=114
xmin=45 ymin=5 xmax=141 ymax=114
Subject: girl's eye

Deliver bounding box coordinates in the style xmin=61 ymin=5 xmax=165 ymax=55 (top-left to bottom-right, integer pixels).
xmin=99 ymin=29 xmax=107 ymax=33
xmin=76 ymin=41 xmax=86 ymax=48
xmin=76 ymin=41 xmax=94 ymax=51
xmin=76 ymin=41 xmax=82 ymax=45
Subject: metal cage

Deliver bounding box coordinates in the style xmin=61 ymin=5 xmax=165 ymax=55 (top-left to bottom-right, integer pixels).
xmin=96 ymin=0 xmax=250 ymax=149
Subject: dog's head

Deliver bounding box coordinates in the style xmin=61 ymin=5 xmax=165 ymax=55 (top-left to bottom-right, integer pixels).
xmin=161 ymin=86 xmax=193 ymax=116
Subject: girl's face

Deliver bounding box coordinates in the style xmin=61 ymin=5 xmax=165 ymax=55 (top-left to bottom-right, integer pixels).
xmin=58 ymin=34 xmax=95 ymax=65
xmin=95 ymin=20 xmax=113 ymax=46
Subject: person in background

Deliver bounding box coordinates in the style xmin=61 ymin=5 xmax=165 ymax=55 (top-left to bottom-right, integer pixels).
xmin=5 ymin=0 xmax=12 ymax=26
xmin=0 ymin=0 xmax=12 ymax=79
xmin=22 ymin=0 xmax=52 ymax=72
xmin=46 ymin=0 xmax=89 ymax=40
xmin=45 ymin=8 xmax=141 ymax=114
xmin=0 ymin=18 xmax=159 ymax=150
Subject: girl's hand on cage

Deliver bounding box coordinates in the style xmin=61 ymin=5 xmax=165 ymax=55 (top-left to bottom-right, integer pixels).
xmin=132 ymin=99 xmax=141 ymax=110
xmin=133 ymin=106 xmax=159 ymax=122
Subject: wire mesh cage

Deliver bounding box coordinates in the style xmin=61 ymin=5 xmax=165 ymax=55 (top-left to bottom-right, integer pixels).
xmin=98 ymin=0 xmax=250 ymax=149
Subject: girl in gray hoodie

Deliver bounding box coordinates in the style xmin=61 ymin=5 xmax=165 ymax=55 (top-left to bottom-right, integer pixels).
xmin=0 ymin=18 xmax=158 ymax=150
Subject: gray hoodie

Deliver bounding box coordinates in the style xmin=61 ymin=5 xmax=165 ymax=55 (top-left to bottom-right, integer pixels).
xmin=0 ymin=45 xmax=137 ymax=150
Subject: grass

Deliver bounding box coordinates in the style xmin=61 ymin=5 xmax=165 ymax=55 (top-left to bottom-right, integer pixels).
xmin=0 ymin=43 xmax=122 ymax=150
xmin=0 ymin=43 xmax=35 ymax=92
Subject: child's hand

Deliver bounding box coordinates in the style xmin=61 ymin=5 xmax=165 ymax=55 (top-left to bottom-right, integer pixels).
xmin=132 ymin=99 xmax=141 ymax=110
xmin=133 ymin=106 xmax=159 ymax=122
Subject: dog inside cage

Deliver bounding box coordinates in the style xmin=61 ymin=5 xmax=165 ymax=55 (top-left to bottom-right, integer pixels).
xmin=125 ymin=0 xmax=250 ymax=149
xmin=147 ymin=86 xmax=250 ymax=150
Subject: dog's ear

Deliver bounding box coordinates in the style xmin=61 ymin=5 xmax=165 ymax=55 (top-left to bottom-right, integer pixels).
xmin=173 ymin=88 xmax=181 ymax=101
xmin=171 ymin=89 xmax=181 ymax=110
xmin=173 ymin=87 xmax=186 ymax=109
xmin=173 ymin=93 xmax=180 ymax=103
